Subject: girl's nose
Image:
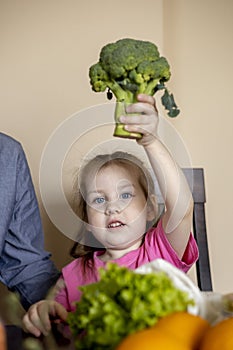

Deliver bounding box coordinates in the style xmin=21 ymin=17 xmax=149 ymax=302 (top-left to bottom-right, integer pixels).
xmin=105 ymin=201 xmax=121 ymax=215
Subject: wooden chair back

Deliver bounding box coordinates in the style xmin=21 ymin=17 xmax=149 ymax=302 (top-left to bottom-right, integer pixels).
xmin=157 ymin=168 xmax=212 ymax=291
xmin=183 ymin=168 xmax=212 ymax=291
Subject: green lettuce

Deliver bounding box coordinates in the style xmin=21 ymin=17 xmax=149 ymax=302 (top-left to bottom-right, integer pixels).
xmin=67 ymin=263 xmax=194 ymax=349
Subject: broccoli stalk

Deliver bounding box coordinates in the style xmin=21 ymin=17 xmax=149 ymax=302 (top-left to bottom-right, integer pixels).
xmin=89 ymin=38 xmax=180 ymax=139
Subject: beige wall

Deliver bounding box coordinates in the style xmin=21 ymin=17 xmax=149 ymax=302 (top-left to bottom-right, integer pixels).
xmin=163 ymin=0 xmax=233 ymax=294
xmin=1 ymin=1 xmax=233 ymax=293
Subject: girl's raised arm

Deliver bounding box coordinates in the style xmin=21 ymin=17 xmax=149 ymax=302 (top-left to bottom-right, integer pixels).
xmin=120 ymin=94 xmax=193 ymax=258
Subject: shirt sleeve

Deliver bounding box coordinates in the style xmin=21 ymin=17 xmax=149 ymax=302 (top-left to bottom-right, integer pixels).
xmin=54 ymin=260 xmax=86 ymax=312
xmin=54 ymin=277 xmax=72 ymax=311
xmin=145 ymin=219 xmax=199 ymax=273
xmin=0 ymin=138 xmax=60 ymax=309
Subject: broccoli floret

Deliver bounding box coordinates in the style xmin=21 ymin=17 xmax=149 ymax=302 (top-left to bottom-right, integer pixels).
xmin=89 ymin=38 xmax=180 ymax=138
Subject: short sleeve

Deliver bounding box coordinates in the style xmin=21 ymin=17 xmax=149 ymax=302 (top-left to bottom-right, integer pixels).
xmin=145 ymin=220 xmax=199 ymax=273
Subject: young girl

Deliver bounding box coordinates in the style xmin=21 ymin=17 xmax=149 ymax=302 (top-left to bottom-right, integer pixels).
xmin=22 ymin=94 xmax=198 ymax=336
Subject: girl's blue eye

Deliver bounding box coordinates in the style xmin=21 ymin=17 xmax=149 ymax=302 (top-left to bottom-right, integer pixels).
xmin=120 ymin=192 xmax=133 ymax=199
xmin=94 ymin=197 xmax=105 ymax=204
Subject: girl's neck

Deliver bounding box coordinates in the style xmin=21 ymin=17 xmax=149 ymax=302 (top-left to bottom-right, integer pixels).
xmin=98 ymin=241 xmax=142 ymax=262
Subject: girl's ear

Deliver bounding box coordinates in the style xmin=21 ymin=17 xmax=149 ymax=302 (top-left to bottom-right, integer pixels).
xmin=146 ymin=194 xmax=158 ymax=221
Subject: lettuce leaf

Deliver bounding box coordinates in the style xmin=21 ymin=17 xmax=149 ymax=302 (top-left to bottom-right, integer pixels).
xmin=67 ymin=263 xmax=194 ymax=349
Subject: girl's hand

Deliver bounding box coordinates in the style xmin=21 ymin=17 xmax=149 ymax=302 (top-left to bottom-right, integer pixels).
xmin=119 ymin=94 xmax=159 ymax=146
xmin=22 ymin=300 xmax=68 ymax=337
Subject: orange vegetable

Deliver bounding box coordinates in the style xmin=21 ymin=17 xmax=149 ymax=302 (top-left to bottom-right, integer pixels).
xmin=0 ymin=322 xmax=6 ymax=350
xmin=200 ymin=316 xmax=233 ymax=350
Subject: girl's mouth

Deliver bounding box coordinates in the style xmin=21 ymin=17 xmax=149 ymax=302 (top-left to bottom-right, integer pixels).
xmin=107 ymin=221 xmax=125 ymax=229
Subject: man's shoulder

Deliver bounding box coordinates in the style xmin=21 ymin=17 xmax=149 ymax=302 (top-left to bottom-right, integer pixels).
xmin=0 ymin=132 xmax=22 ymax=150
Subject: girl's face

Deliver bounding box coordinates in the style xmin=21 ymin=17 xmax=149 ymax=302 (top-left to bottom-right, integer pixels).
xmin=85 ymin=163 xmax=153 ymax=252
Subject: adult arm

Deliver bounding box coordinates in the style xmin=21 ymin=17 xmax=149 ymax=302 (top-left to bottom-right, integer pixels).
xmin=0 ymin=134 xmax=60 ymax=309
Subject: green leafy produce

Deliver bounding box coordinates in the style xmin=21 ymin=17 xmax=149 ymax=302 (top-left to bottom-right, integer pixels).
xmin=89 ymin=38 xmax=180 ymax=139
xmin=67 ymin=263 xmax=194 ymax=349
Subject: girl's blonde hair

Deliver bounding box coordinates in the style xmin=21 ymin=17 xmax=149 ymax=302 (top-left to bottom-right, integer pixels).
xmin=70 ymin=151 xmax=159 ymax=266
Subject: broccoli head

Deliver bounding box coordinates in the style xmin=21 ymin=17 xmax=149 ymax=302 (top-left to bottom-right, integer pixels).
xmin=89 ymin=38 xmax=180 ymax=138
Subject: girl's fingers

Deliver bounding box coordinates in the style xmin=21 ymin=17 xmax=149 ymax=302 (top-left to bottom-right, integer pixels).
xmin=52 ymin=302 xmax=68 ymax=322
xmin=125 ymin=102 xmax=156 ymax=116
xmin=25 ymin=301 xmax=51 ymax=335
xmin=37 ymin=303 xmax=52 ymax=333
xmin=22 ymin=301 xmax=67 ymax=337
xmin=23 ymin=312 xmax=44 ymax=337
xmin=137 ymin=94 xmax=158 ymax=112
xmin=120 ymin=114 xmax=152 ymax=125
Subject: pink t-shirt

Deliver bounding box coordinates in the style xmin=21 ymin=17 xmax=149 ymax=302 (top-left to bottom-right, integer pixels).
xmin=55 ymin=220 xmax=198 ymax=311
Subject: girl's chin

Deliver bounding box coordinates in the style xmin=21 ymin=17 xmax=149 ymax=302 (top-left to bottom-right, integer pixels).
xmin=105 ymin=239 xmax=142 ymax=250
